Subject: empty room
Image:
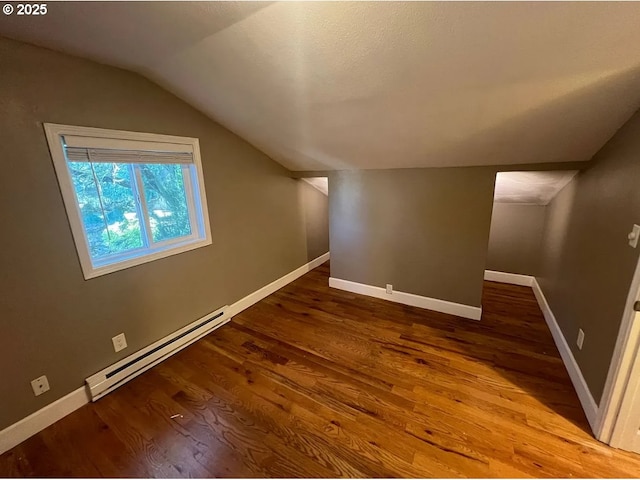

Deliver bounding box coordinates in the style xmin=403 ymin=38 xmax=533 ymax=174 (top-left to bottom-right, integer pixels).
xmin=2 ymin=1 xmax=640 ymax=478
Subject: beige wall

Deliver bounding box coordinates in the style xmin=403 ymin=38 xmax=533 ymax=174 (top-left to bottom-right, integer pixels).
xmin=538 ymin=109 xmax=640 ymax=403
xmin=299 ymin=181 xmax=329 ymax=262
xmin=329 ymin=168 xmax=496 ymax=307
xmin=0 ymin=38 xmax=322 ymax=429
xmin=487 ymin=203 xmax=547 ymax=276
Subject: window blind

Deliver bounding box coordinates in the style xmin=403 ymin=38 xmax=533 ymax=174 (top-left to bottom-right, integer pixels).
xmin=62 ymin=135 xmax=194 ymax=164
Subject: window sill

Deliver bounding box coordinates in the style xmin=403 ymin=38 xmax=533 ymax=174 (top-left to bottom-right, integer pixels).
xmin=82 ymin=237 xmax=212 ymax=279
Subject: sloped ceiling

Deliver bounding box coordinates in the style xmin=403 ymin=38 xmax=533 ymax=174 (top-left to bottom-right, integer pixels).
xmin=494 ymin=171 xmax=578 ymax=205
xmin=302 ymin=177 xmax=329 ymax=196
xmin=3 ymin=2 xmax=640 ymax=171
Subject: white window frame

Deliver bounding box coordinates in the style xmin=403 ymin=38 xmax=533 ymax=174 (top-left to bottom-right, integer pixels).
xmin=44 ymin=123 xmax=212 ymax=279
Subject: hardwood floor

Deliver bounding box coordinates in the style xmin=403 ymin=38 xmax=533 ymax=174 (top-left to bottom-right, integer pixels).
xmin=2 ymin=261 xmax=640 ymax=477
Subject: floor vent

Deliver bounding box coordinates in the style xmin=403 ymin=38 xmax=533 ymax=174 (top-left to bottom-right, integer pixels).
xmin=85 ymin=305 xmax=230 ymax=401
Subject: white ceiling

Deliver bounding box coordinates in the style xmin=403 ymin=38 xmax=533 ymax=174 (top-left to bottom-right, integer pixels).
xmin=3 ymin=2 xmax=640 ymax=171
xmin=494 ymin=171 xmax=578 ymax=205
xmin=301 ymin=177 xmax=329 ymax=196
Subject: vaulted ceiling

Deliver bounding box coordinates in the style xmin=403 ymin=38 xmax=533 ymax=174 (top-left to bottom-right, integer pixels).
xmin=3 ymin=2 xmax=640 ymax=171
xmin=494 ymin=171 xmax=578 ymax=205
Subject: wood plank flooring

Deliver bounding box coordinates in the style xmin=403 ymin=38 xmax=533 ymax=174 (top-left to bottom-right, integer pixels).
xmin=2 ymin=261 xmax=640 ymax=477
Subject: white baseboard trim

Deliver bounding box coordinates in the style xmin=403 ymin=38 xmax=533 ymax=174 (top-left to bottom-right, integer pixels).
xmin=0 ymin=386 xmax=90 ymax=455
xmin=484 ymin=270 xmax=534 ymax=287
xmin=531 ymin=278 xmax=599 ymax=431
xmin=329 ymin=277 xmax=482 ymax=321
xmin=0 ymin=252 xmax=330 ymax=455
xmin=227 ymin=252 xmax=330 ymax=317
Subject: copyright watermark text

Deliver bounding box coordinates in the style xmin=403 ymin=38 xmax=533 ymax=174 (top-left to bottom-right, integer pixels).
xmin=3 ymin=3 xmax=48 ymax=15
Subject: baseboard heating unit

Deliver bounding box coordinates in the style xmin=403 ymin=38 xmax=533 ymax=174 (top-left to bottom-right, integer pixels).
xmin=85 ymin=305 xmax=230 ymax=401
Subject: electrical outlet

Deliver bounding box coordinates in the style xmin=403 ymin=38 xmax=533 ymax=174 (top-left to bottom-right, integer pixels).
xmin=629 ymin=224 xmax=640 ymax=248
xmin=577 ymin=329 xmax=585 ymax=350
xmin=112 ymin=333 xmax=128 ymax=352
xmin=386 ymin=284 xmax=393 ymax=294
xmin=31 ymin=375 xmax=50 ymax=396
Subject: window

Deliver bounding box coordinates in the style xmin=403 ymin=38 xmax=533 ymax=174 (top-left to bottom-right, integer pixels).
xmin=44 ymin=124 xmax=212 ymax=279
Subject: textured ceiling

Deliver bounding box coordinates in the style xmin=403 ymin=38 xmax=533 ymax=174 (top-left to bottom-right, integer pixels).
xmin=494 ymin=171 xmax=578 ymax=205
xmin=3 ymin=2 xmax=640 ymax=171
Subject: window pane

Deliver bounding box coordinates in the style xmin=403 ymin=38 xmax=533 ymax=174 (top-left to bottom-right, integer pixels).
xmin=68 ymin=162 xmax=143 ymax=260
xmin=139 ymin=164 xmax=192 ymax=243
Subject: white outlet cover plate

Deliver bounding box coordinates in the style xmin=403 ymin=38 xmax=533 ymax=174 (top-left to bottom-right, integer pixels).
xmin=31 ymin=375 xmax=50 ymax=396
xmin=577 ymin=329 xmax=585 ymax=350
xmin=112 ymin=333 xmax=128 ymax=352
xmin=629 ymin=224 xmax=640 ymax=248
